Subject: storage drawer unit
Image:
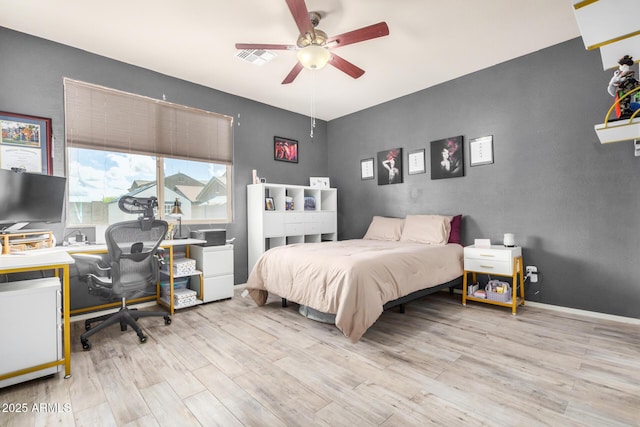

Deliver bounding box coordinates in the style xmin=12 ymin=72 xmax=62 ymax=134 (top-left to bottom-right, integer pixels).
xmin=0 ymin=278 xmax=61 ymax=388
xmin=247 ymin=183 xmax=337 ymax=274
xmin=190 ymin=244 xmax=234 ymax=302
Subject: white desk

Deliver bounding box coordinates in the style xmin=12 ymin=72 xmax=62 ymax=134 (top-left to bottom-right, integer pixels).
xmin=64 ymin=238 xmax=206 ymax=315
xmin=62 ymin=238 xmax=206 ymax=255
xmin=0 ymin=251 xmax=74 ymax=382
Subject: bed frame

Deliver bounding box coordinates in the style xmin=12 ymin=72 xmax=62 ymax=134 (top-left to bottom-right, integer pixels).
xmin=281 ymin=275 xmax=463 ymax=314
xmin=382 ymin=275 xmax=462 ymax=313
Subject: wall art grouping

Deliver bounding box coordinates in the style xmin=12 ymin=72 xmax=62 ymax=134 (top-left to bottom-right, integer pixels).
xmin=361 ymin=134 xmax=494 ymax=185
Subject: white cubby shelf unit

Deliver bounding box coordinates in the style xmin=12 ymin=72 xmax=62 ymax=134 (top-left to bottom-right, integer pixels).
xmin=247 ymin=183 xmax=337 ymax=273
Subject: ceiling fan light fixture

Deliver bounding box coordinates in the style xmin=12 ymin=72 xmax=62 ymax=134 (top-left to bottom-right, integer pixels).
xmin=297 ymin=45 xmax=331 ymax=70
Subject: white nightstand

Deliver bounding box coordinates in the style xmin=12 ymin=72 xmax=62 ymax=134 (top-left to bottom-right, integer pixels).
xmin=462 ymin=245 xmax=525 ymax=314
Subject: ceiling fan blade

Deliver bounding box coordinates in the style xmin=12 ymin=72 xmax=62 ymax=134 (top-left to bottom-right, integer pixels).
xmin=328 ymin=54 xmax=365 ymax=79
xmin=285 ymin=0 xmax=315 ymax=39
xmin=282 ymin=62 xmax=304 ymax=84
xmin=327 ymin=22 xmax=389 ymax=48
xmin=235 ymin=43 xmax=296 ymax=51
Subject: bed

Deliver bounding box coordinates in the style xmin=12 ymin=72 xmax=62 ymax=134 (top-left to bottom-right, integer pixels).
xmin=245 ymin=214 xmax=464 ymax=342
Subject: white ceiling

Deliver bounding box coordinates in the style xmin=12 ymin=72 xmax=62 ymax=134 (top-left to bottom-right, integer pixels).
xmin=0 ymin=0 xmax=581 ymax=121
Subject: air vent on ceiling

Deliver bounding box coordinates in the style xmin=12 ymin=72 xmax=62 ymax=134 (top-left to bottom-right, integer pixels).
xmin=236 ymin=49 xmax=277 ymax=66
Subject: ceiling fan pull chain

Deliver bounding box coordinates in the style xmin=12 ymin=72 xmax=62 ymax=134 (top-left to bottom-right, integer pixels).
xmin=310 ymin=71 xmax=316 ymax=138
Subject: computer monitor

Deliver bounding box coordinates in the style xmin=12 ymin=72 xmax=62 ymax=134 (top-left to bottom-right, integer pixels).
xmin=0 ymin=169 xmax=67 ymax=227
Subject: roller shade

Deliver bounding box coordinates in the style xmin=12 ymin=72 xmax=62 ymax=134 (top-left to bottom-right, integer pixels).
xmin=64 ymin=78 xmax=233 ymax=164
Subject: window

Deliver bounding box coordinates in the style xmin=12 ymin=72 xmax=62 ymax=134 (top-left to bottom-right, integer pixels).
xmin=64 ymin=79 xmax=233 ymax=226
xmin=66 ymin=148 xmax=230 ymax=225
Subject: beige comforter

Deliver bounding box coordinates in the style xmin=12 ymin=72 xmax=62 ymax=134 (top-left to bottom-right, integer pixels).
xmin=246 ymin=240 xmax=463 ymax=342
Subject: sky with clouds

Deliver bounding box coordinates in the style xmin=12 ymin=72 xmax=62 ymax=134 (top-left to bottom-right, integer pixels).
xmin=68 ymin=148 xmax=224 ymax=202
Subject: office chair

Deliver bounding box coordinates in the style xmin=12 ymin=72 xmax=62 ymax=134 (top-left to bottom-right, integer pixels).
xmin=74 ymin=196 xmax=171 ymax=351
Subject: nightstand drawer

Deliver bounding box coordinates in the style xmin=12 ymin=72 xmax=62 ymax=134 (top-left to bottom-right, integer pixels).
xmin=464 ymin=247 xmax=517 ymax=262
xmin=464 ymin=258 xmax=513 ymax=275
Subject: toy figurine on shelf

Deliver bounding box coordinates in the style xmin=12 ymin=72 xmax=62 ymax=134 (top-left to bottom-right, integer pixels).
xmin=607 ymin=55 xmax=640 ymax=120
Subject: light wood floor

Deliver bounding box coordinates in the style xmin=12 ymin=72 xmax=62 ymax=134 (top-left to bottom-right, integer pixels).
xmin=3 ymin=287 xmax=640 ymax=426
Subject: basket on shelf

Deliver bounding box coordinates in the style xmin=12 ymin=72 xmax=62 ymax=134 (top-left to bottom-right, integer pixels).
xmin=485 ymin=280 xmax=511 ymax=303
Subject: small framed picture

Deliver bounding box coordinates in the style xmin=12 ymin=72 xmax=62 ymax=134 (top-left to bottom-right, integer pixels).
xmin=274 ymin=136 xmax=298 ymax=163
xmin=310 ymin=177 xmax=330 ymax=188
xmin=469 ymin=135 xmax=494 ymax=166
xmin=360 ymin=158 xmax=374 ymax=180
xmin=265 ymin=197 xmax=275 ymax=210
xmin=407 ymin=149 xmax=426 ymax=175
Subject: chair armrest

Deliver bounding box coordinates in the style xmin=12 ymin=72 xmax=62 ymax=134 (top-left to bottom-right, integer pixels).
xmin=71 ymin=253 xmax=111 ymax=277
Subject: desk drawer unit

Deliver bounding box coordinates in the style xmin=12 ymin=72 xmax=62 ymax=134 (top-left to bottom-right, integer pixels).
xmin=191 ymin=244 xmax=234 ymax=302
xmin=464 ymin=246 xmax=522 ymax=275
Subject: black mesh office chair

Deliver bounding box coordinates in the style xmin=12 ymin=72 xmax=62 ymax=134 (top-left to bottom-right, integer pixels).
xmin=75 ymin=196 xmax=171 ymax=350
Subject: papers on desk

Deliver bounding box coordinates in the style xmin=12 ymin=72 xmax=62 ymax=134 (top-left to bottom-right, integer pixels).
xmin=9 ymin=247 xmax=67 ymax=255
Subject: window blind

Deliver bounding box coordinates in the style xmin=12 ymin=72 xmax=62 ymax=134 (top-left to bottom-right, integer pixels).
xmin=64 ymin=78 xmax=233 ymax=164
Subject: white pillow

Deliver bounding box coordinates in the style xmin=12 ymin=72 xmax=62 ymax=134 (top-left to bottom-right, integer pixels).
xmin=363 ymin=216 xmax=405 ymax=241
xmin=399 ymin=214 xmax=452 ymax=244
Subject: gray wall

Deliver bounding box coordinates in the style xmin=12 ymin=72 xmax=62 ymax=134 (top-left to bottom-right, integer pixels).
xmin=2 ymin=27 xmax=639 ymax=319
xmin=328 ymin=38 xmax=640 ymax=318
xmin=0 ymin=27 xmax=328 ymax=283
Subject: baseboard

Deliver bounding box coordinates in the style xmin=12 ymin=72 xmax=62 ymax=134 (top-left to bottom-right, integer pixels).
xmin=523 ymin=300 xmax=640 ymax=325
xmin=450 ymin=288 xmax=640 ymax=325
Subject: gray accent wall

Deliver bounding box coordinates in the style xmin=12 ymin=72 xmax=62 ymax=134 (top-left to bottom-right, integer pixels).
xmin=328 ymin=38 xmax=640 ymax=318
xmin=0 ymin=27 xmax=328 ymax=283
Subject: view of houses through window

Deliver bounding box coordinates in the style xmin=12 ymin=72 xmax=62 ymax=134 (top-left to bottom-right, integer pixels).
xmin=67 ymin=147 xmax=230 ymax=226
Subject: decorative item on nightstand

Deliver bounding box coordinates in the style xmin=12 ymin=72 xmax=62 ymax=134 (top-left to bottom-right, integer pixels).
xmin=503 ymin=233 xmax=515 ymax=247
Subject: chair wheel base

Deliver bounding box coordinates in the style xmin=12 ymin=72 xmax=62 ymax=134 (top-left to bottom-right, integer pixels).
xmin=81 ymin=339 xmax=91 ymax=351
xmin=164 ymin=316 xmax=171 ymax=325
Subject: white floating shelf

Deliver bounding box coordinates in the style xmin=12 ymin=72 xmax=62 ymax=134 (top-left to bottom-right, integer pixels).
xmin=573 ymin=0 xmax=637 ymax=50
xmin=594 ymin=117 xmax=640 ymax=144
xmin=599 ymin=35 xmax=640 ymax=70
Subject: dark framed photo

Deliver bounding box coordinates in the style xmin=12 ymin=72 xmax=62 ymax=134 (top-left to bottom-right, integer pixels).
xmin=470 ymin=135 xmax=494 ymax=166
xmin=430 ymin=135 xmax=464 ymax=180
xmin=377 ymin=148 xmax=403 ymax=185
xmin=265 ymin=197 xmax=275 ymax=211
xmin=407 ymin=149 xmax=426 ymax=175
xmin=0 ymin=111 xmax=52 ymax=174
xmin=274 ymin=136 xmax=298 ymax=163
xmin=360 ymin=158 xmax=374 ymax=180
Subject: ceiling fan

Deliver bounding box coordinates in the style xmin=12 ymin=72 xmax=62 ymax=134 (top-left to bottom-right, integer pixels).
xmin=235 ymin=0 xmax=389 ymax=84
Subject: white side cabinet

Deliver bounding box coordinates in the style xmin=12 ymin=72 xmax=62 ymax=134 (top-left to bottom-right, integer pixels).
xmin=0 ymin=278 xmax=61 ymax=388
xmin=190 ymin=244 xmax=234 ymax=302
xmin=247 ymin=183 xmax=337 ymax=274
